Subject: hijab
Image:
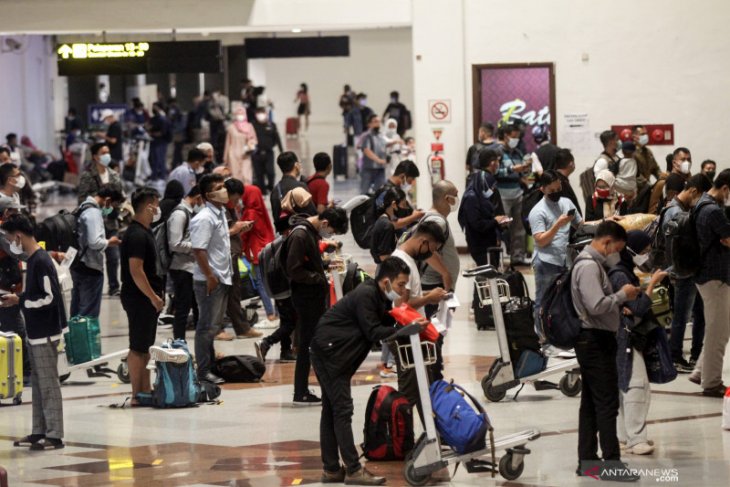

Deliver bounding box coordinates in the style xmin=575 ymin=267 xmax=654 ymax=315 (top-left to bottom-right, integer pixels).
xmin=233 ymin=108 xmax=255 ymax=136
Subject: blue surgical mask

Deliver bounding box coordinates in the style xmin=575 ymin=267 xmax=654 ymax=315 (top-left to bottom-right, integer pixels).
xmin=508 ymin=137 xmax=519 ymax=149
xmin=99 ymin=153 xmax=112 ymax=167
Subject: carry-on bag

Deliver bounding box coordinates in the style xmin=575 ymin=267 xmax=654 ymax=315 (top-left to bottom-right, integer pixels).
xmin=64 ymin=316 xmax=101 ymax=365
xmin=362 ymin=385 xmax=414 ymax=461
xmin=0 ymin=332 xmax=23 ymax=404
xmin=430 ymin=380 xmax=490 ymax=455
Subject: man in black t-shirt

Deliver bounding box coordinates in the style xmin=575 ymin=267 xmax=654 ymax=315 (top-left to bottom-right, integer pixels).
xmin=121 ymin=187 xmax=164 ymax=405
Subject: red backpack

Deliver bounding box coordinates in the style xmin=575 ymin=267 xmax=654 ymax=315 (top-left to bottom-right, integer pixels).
xmin=362 ymin=385 xmax=414 ymax=461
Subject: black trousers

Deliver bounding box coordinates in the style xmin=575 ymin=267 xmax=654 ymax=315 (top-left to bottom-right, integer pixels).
xmin=574 ymin=328 xmax=620 ymax=462
xmin=253 ymin=150 xmax=276 ymax=193
xmin=265 ymin=298 xmax=296 ymax=356
xmin=291 ymin=285 xmax=327 ymax=398
xmin=169 ymin=269 xmax=198 ymax=341
xmin=311 ymin=352 xmax=361 ymax=474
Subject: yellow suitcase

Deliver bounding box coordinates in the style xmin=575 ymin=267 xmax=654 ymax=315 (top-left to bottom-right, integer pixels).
xmin=0 ymin=332 xmax=23 ymax=405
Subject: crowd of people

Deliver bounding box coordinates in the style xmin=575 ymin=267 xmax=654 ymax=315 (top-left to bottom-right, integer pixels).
xmin=1 ymin=92 xmax=728 ymax=484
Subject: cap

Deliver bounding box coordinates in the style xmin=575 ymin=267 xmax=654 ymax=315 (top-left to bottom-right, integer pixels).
xmin=0 ymin=197 xmax=26 ymax=212
xmin=621 ymin=141 xmax=636 ymax=152
xmin=100 ymin=109 xmax=115 ymax=121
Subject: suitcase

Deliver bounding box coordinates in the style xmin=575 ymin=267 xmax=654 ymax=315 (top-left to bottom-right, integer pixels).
xmin=0 ymin=332 xmax=23 ymax=404
xmin=64 ymin=316 xmax=101 ymax=365
xmin=0 ymin=466 xmax=7 ymax=487
xmin=333 ymin=144 xmax=348 ymax=178
xmin=285 ymin=117 xmax=299 ymax=137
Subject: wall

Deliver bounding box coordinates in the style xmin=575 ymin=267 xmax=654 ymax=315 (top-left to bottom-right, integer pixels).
xmin=0 ymin=35 xmax=57 ymax=151
xmin=248 ymin=28 xmax=414 ymax=127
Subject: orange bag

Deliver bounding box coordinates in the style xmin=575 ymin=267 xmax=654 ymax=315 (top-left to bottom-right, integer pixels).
xmin=388 ymin=304 xmax=440 ymax=342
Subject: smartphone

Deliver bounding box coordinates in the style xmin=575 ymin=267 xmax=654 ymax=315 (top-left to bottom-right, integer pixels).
xmin=567 ymin=209 xmax=576 ymax=217
xmin=500 ymin=217 xmax=513 ymax=224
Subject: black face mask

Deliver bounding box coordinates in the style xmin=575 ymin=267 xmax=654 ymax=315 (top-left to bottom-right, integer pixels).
xmin=395 ymin=207 xmax=413 ymax=218
xmin=706 ymin=171 xmax=716 ymax=181
xmin=547 ymin=192 xmax=561 ymax=202
xmin=414 ymin=241 xmax=433 ymax=261
xmin=372 ymin=127 xmax=380 ymax=134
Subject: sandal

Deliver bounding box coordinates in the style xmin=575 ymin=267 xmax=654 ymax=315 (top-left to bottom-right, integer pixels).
xmin=13 ymin=434 xmax=45 ymax=447
xmin=29 ymin=438 xmax=65 ymax=451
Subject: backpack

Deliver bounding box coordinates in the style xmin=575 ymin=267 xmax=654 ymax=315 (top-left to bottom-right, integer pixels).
xmin=430 ymin=380 xmax=490 ymax=455
xmin=153 ymin=207 xmax=190 ymax=277
xmin=539 ymin=255 xmax=590 ymax=349
xmin=258 ymin=235 xmax=291 ymax=300
xmin=350 ymin=196 xmax=377 ymax=249
xmin=521 ymin=184 xmax=544 ymax=235
xmin=137 ymin=340 xmax=200 ymax=408
xmin=35 ymin=202 xmax=95 ymax=253
xmin=341 ymin=262 xmax=371 ymax=295
xmin=362 ymin=385 xmax=414 ymax=461
xmin=665 ymin=199 xmax=713 ymax=279
xmin=212 ymin=355 xmax=266 ymax=383
xmin=645 ymin=206 xmax=671 ymax=269
xmin=579 ymin=167 xmax=595 ymax=202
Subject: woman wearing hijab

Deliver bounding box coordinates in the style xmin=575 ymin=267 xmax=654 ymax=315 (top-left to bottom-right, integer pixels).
xmin=383 ymin=118 xmax=403 ymax=177
xmin=277 ymin=187 xmax=317 ymax=234
xmin=585 ymin=169 xmax=628 ymax=221
xmin=240 ymin=183 xmax=278 ymax=323
xmin=608 ymin=230 xmax=667 ymax=456
xmin=224 ymin=107 xmax=257 ymax=185
xmin=157 ymin=179 xmax=185 ymax=227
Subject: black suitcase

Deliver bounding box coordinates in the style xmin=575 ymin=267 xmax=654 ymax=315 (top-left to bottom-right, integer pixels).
xmin=333 ymin=144 xmax=347 ymax=177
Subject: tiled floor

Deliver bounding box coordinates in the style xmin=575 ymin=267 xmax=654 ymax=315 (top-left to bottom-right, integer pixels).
xmin=1 ymin=123 xmax=728 ymax=486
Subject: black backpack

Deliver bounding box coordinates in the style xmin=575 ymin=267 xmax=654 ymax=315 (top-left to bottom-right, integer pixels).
xmin=645 ymin=206 xmax=671 ymax=269
xmin=539 ymin=255 xmax=590 ymax=349
xmin=665 ymin=199 xmax=713 ymax=278
xmin=35 ymin=202 xmax=94 ymax=252
xmin=212 ymin=355 xmax=266 ymax=383
xmin=341 ymin=262 xmax=371 ymax=295
xmin=521 ymin=185 xmax=544 ymax=235
xmin=350 ymin=196 xmax=377 ymax=249
xmin=258 ymin=235 xmax=291 ymax=300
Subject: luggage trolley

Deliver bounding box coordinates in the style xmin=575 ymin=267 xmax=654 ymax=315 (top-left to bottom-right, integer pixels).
xmin=387 ymin=323 xmax=540 ymax=485
xmin=464 ymin=265 xmax=582 ymax=402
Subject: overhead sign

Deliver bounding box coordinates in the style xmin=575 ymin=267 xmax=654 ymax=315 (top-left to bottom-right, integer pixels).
xmin=57 ymin=40 xmax=221 ymax=76
xmin=428 ymin=99 xmax=451 ymax=123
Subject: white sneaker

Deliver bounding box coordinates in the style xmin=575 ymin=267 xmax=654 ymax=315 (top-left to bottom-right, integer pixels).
xmin=626 ymin=442 xmax=654 ymax=455
xmin=149 ymin=345 xmax=189 ymax=364
xmin=557 ymin=349 xmax=576 ymax=359
xmin=254 ymin=318 xmax=279 ymax=330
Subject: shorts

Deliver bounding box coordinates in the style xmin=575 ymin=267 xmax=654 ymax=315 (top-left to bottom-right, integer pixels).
xmin=122 ymin=293 xmax=159 ymax=354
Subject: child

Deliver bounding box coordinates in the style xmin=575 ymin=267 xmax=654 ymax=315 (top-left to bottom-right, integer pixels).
xmin=1 ymin=214 xmax=67 ymax=450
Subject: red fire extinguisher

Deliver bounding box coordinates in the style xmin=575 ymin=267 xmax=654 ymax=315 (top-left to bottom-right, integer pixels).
xmin=427 ymin=142 xmax=445 ymax=184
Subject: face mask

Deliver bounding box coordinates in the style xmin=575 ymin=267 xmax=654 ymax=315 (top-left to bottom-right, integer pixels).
xmin=152 ymin=206 xmax=162 ymax=223
xmin=14 ymin=175 xmax=25 ymax=189
xmin=415 ymin=241 xmax=433 ymax=261
xmin=706 ymin=171 xmax=716 ymax=181
xmin=632 ymin=252 xmax=650 ymax=268
xmin=194 ymin=165 xmax=205 ymax=175
xmin=508 ymin=137 xmax=519 ymax=149
xmin=390 ymin=97 xmax=397 ymax=103
xmin=99 ymin=153 xmax=112 ymax=167
xmin=101 ymin=206 xmax=113 ymax=217
xmin=638 ymin=134 xmax=649 ymax=146
xmin=319 ymin=226 xmax=333 ymax=239
xmin=384 ymin=280 xmax=400 ymax=301
xmin=605 ymin=252 xmax=621 ymax=268
xmin=595 ymin=188 xmax=611 ymax=199
xmin=395 ymin=206 xmax=413 ymax=219
xmin=207 ymin=188 xmax=229 ymax=204
xmin=547 ymin=192 xmax=561 ymax=202
xmin=680 ymin=161 xmax=691 ymax=174
xmin=194 ymin=204 xmax=204 ymax=213
xmin=360 ymin=99 xmax=367 ymax=107
xmin=9 ymin=239 xmax=23 ymax=256
xmin=236 ymin=115 xmax=246 ymax=122
xmin=255 ymin=114 xmax=267 ymax=123
xmin=447 ymin=195 xmax=459 ymax=213
xmin=401 ymin=182 xmax=412 ymax=192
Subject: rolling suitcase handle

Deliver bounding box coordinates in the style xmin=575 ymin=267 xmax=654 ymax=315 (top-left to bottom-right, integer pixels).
xmin=486 ymin=246 xmax=505 ymax=273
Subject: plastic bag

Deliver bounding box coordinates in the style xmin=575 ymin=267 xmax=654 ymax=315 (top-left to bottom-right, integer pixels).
xmin=389 ymin=303 xmax=439 ymax=342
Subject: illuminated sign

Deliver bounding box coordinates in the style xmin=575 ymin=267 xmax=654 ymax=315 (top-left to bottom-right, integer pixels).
xmin=56 ymin=40 xmax=221 ymax=75
xmin=57 ymin=42 xmax=150 ymax=60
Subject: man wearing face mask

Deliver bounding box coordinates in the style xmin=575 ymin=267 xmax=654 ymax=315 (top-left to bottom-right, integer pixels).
xmin=167 ymin=185 xmax=203 ymax=341
xmin=360 ymin=115 xmax=392 ymax=195
xmin=632 ymin=125 xmax=661 ymax=190
xmin=148 ymin=102 xmax=172 ymax=181
xmin=311 ymin=257 xmax=423 ymax=485
xmin=690 ymin=169 xmax=730 ymax=397
xmin=553 ymin=149 xmax=582 ymax=214
xmin=571 ymin=221 xmax=641 ymax=480
xmin=251 ymin=107 xmax=283 ymax=195
xmin=497 ymin=124 xmax=531 ymax=266
xmin=168 ymin=148 xmax=206 ymax=196
xmin=121 ymin=187 xmax=164 ymax=406
xmin=370 ymin=187 xmax=408 ymax=265
xmin=659 ymin=175 xmax=713 ymax=373
xmin=94 ymin=110 xmax=123 ymax=164
xmin=70 ymin=184 xmax=123 ymax=319
xmin=700 ymin=159 xmax=716 ymax=183
xmin=190 ymin=174 xmax=234 ymax=385
xmin=270 ymin=151 xmax=309 ymax=234
xmin=649 ymin=147 xmax=691 ymax=214
xmin=284 ymin=206 xmax=349 ymax=406
xmin=0 ymin=163 xmax=27 ymax=211
xmin=196 ymin=142 xmax=216 ymax=175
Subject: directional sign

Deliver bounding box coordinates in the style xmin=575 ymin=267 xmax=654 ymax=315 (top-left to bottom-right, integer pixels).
xmin=428 ymin=99 xmax=451 ymax=123
xmin=57 ymin=42 xmax=150 ymax=60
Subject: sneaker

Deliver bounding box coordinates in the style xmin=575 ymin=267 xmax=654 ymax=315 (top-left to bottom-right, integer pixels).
xmin=236 ymin=329 xmax=263 ymax=339
xmin=321 ymin=467 xmax=346 ymax=483
xmin=673 ymin=357 xmax=693 ymax=373
xmin=600 ymin=460 xmax=640 ymax=482
xmin=702 ymin=383 xmax=727 ymax=398
xmin=379 ymin=364 xmax=397 ymax=379
xmin=149 ymin=345 xmax=189 ymax=364
xmin=688 ymin=371 xmax=701 ymax=385
xmin=29 ymin=438 xmax=65 ymax=451
xmin=344 ymin=467 xmax=386 ymax=486
xmin=625 ymin=442 xmax=654 ymax=455
xmin=293 ymin=392 xmax=322 ymax=407
xmin=214 ymin=331 xmax=234 ymax=341
xmin=13 ymin=434 xmax=45 ymax=447
xmin=254 ymin=340 xmax=270 ymax=361
xmin=108 ymin=288 xmax=120 ymax=297
xmin=689 ymin=356 xmax=698 ymax=368
xmin=254 ymin=318 xmax=280 ymax=330
xmin=279 ymin=351 xmax=297 ymax=362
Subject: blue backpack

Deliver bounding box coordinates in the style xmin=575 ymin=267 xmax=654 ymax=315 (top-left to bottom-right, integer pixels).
xmin=137 ymin=340 xmax=200 ymax=408
xmin=430 ymin=380 xmax=491 ymax=455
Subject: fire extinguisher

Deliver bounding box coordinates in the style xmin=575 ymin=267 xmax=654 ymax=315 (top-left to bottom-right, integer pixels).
xmin=427 ymin=142 xmax=445 ymax=185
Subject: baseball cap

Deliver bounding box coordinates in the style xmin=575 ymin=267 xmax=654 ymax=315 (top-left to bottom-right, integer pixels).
xmin=100 ymin=109 xmax=115 ymax=121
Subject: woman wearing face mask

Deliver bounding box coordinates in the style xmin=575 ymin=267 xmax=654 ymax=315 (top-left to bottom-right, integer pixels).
xmin=223 ymin=108 xmax=257 ymax=185
xmin=607 ymin=230 xmax=667 ymax=456
xmin=585 ymin=170 xmax=628 ymax=222
xmin=383 ymin=118 xmax=404 ymax=177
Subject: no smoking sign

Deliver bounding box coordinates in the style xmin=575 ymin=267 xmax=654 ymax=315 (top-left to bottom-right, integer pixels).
xmin=428 ymin=99 xmax=451 ymax=123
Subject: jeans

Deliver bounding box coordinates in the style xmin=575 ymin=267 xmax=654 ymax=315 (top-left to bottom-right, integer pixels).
xmin=70 ymin=270 xmax=104 ymax=317
xmin=500 ymin=194 xmax=526 ymax=262
xmin=695 ymin=281 xmax=730 ymax=389
xmin=227 ymin=256 xmax=252 ymax=335
xmin=149 ymin=140 xmax=169 ymax=180
xmin=360 ymin=167 xmax=385 ymax=195
xmin=105 ymin=230 xmax=120 ymax=293
xmin=575 ymin=328 xmax=620 ymax=462
xmin=0 ymin=306 xmax=30 ymax=377
xmin=670 ymin=277 xmax=705 ymax=361
xmin=291 ymin=284 xmax=327 ymax=397
xmin=254 ymin=264 xmax=275 ymax=317
xmin=264 ymin=297 xmax=296 ymax=356
xmin=253 ymin=150 xmax=276 ymax=193
xmin=169 ymin=269 xmax=197 ymax=341
xmin=533 ymin=258 xmax=566 ymax=340
xmin=311 ymin=352 xmax=361 ymax=474
xmin=193 ymin=281 xmax=230 ymax=378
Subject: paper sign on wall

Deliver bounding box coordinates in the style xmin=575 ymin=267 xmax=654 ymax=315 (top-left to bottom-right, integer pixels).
xmin=428 ymin=99 xmax=451 ymax=123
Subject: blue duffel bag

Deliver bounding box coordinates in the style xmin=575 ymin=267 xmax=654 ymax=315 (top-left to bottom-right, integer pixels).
xmin=430 ymin=380 xmax=492 ymax=455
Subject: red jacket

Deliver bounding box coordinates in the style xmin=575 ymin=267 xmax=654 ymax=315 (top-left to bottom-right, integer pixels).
xmin=241 ymin=185 xmax=275 ymax=265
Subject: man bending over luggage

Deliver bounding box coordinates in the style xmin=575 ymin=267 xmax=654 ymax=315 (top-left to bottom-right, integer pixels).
xmin=311 ymin=256 xmax=426 ymax=485
xmin=2 ymin=214 xmax=67 ymax=450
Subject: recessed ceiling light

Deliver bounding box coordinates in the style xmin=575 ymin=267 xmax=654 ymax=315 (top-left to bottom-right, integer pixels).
xmin=291 ymin=28 xmax=302 ymax=33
